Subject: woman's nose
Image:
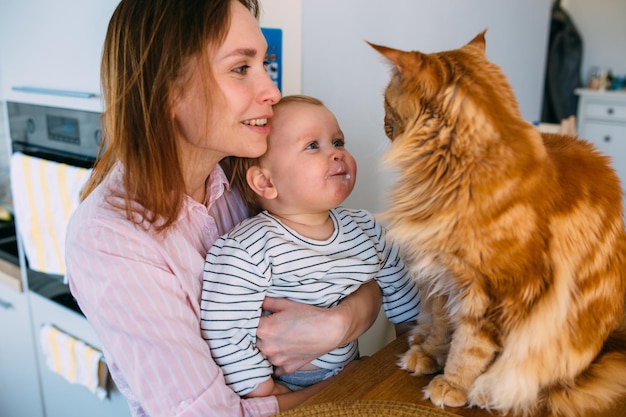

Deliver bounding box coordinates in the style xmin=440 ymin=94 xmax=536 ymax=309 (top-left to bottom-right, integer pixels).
xmin=260 ymin=69 xmax=281 ymax=105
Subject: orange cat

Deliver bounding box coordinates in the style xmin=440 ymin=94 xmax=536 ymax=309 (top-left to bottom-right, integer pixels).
xmin=369 ymin=31 xmax=626 ymax=417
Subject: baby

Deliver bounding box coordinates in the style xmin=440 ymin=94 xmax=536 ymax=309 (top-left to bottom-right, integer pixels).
xmin=200 ymin=95 xmax=420 ymax=397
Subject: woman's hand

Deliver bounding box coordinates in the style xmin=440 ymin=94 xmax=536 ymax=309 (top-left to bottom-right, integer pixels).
xmin=256 ymin=280 xmax=382 ymax=375
xmin=256 ymin=298 xmax=342 ymax=375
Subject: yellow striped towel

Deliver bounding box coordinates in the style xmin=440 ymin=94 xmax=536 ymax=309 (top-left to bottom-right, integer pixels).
xmin=9 ymin=152 xmax=91 ymax=276
xmin=39 ymin=324 xmax=108 ymax=399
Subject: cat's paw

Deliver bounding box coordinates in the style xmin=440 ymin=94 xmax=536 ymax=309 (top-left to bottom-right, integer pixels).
xmin=406 ymin=322 xmax=431 ymax=347
xmin=398 ymin=344 xmax=442 ymax=375
xmin=408 ymin=332 xmax=427 ymax=346
xmin=425 ymin=374 xmax=468 ymax=408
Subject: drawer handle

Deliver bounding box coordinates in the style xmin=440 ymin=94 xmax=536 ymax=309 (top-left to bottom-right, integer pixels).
xmin=0 ymin=298 xmax=14 ymax=310
xmin=607 ymin=108 xmax=614 ymax=115
xmin=604 ymin=135 xmax=611 ymax=143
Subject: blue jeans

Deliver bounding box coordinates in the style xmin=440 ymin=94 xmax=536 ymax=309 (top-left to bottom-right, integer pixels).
xmin=277 ymin=367 xmax=344 ymax=391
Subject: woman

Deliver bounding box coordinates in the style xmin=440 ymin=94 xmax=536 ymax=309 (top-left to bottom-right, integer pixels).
xmin=65 ymin=1 xmax=382 ymax=416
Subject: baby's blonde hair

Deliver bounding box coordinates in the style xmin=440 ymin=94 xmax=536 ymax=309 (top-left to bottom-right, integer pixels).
xmin=229 ymin=94 xmax=325 ymax=215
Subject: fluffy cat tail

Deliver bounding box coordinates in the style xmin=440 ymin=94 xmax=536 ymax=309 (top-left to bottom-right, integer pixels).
xmin=547 ymin=330 xmax=626 ymax=417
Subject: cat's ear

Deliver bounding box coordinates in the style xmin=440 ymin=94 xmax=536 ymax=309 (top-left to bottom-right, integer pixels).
xmin=367 ymin=41 xmax=422 ymax=78
xmin=466 ymin=29 xmax=487 ymax=53
xmin=246 ymin=165 xmax=278 ymax=201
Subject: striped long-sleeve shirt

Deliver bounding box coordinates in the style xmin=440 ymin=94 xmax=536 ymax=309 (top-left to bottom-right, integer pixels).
xmin=66 ymin=163 xmax=279 ymax=417
xmin=200 ymin=207 xmax=420 ymax=396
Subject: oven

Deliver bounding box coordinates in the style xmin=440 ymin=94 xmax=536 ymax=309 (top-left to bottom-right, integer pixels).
xmin=7 ymin=101 xmax=101 ymax=314
xmin=7 ymin=101 xmax=131 ymax=417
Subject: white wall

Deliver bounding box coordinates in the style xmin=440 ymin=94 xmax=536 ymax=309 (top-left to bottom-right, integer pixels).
xmin=563 ymin=0 xmax=626 ymax=84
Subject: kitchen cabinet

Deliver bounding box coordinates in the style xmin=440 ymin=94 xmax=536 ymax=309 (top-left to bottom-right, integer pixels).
xmin=0 ymin=261 xmax=44 ymax=417
xmin=0 ymin=0 xmax=119 ymax=112
xmin=576 ymin=89 xmax=626 ymax=210
xmin=29 ymin=292 xmax=131 ymax=417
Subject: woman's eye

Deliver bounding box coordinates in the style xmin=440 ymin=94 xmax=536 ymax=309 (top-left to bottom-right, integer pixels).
xmin=233 ymin=65 xmax=250 ymax=75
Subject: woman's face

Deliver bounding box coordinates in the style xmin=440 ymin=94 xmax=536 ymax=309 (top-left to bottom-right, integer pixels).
xmin=173 ymin=0 xmax=280 ymax=163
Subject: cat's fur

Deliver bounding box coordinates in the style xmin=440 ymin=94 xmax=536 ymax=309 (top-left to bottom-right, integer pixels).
xmin=369 ymin=31 xmax=626 ymax=417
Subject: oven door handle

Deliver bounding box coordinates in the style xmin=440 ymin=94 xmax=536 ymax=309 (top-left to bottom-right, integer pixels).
xmin=12 ymin=143 xmax=96 ymax=169
xmin=12 ymin=86 xmax=98 ymax=99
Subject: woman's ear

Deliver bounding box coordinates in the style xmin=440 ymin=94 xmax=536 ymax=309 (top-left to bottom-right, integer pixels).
xmin=246 ymin=165 xmax=278 ymax=200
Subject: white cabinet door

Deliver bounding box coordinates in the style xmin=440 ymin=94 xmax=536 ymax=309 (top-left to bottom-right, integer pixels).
xmin=29 ymin=292 xmax=131 ymax=417
xmin=581 ymin=121 xmax=626 ymax=211
xmin=576 ymin=90 xmax=626 ymax=211
xmin=0 ymin=1 xmax=120 ymax=111
xmin=0 ymin=281 xmax=44 ymax=417
xmin=581 ymin=121 xmax=626 ymax=193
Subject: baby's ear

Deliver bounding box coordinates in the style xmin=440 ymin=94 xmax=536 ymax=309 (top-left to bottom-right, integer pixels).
xmin=246 ymin=165 xmax=278 ymax=200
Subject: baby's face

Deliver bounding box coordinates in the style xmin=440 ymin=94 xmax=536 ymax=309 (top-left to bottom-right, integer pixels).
xmin=262 ymin=102 xmax=357 ymax=213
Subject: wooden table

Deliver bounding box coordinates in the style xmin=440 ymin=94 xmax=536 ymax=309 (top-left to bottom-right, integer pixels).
xmin=299 ymin=337 xmax=626 ymax=416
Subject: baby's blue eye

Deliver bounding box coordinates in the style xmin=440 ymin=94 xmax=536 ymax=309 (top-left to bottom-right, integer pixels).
xmin=306 ymin=142 xmax=319 ymax=150
xmin=333 ymin=139 xmax=345 ymax=147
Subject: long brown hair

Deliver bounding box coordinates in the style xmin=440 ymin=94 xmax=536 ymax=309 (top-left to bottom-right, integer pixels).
xmin=84 ymin=0 xmax=260 ymax=231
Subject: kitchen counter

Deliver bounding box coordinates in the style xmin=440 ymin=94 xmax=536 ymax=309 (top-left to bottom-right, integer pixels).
xmin=297 ymin=336 xmax=626 ymax=417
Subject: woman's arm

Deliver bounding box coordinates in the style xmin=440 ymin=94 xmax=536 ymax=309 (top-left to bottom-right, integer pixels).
xmin=66 ymin=215 xmax=279 ymax=417
xmin=256 ymin=280 xmax=382 ymax=375
xmin=244 ymin=378 xmax=290 ymax=398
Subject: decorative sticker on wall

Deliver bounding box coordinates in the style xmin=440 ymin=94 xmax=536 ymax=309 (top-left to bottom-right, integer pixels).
xmin=261 ymin=27 xmax=282 ymax=93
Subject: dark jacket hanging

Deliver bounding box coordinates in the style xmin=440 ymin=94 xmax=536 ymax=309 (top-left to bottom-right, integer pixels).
xmin=540 ymin=0 xmax=583 ymax=124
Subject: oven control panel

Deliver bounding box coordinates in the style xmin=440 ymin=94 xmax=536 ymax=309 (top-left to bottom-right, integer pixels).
xmin=7 ymin=101 xmax=101 ymax=167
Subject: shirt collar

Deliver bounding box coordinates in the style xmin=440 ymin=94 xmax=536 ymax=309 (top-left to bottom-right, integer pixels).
xmin=205 ymin=163 xmax=229 ymax=210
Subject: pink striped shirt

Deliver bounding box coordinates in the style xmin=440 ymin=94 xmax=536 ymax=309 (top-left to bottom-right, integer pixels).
xmin=66 ymin=163 xmax=279 ymax=417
